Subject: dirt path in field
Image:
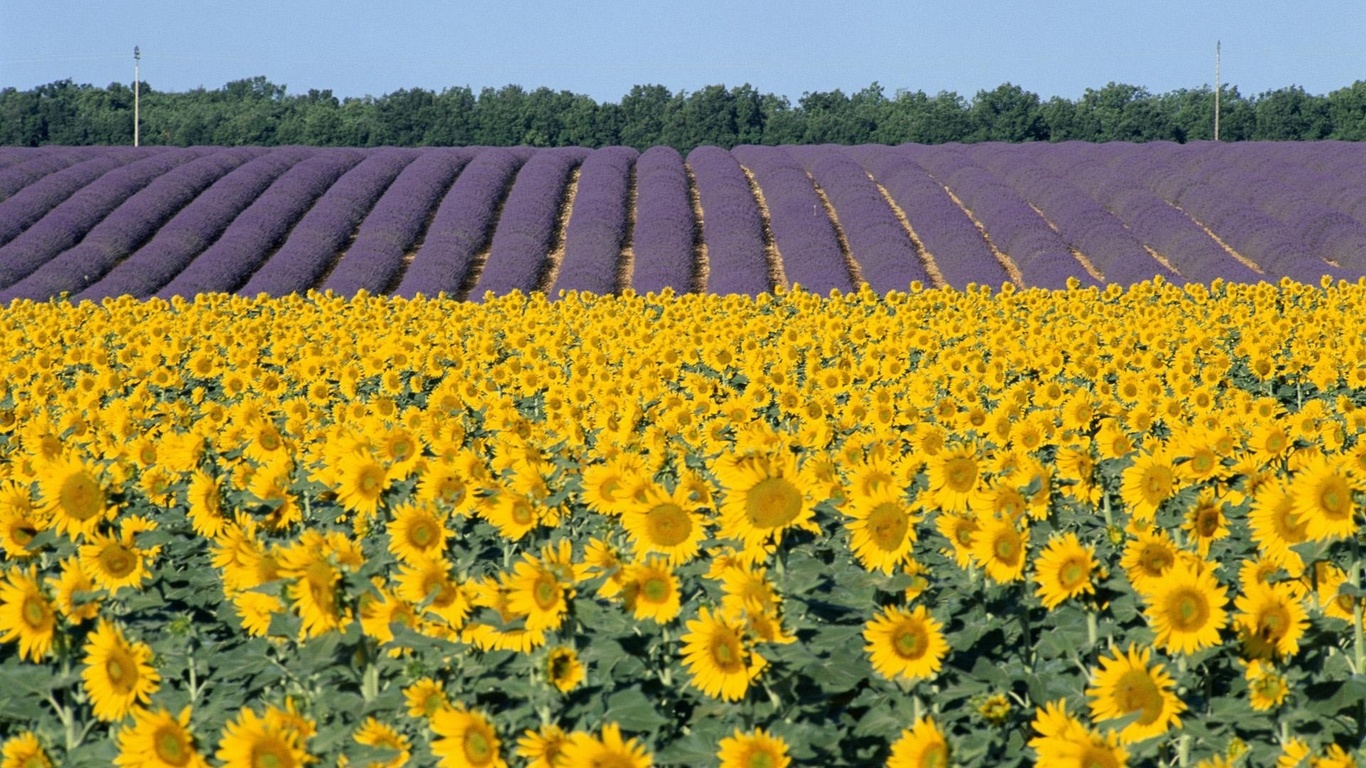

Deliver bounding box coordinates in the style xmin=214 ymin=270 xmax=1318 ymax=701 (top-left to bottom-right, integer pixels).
xmin=739 ymin=165 xmax=789 ymax=291
xmin=455 ymin=168 xmax=519 ymax=302
xmin=1168 ymin=201 xmax=1265 ymax=274
xmin=536 ymin=167 xmax=580 ymax=294
xmin=805 ymin=169 xmax=864 ymax=289
xmin=938 ymin=181 xmax=1025 ymax=288
xmin=871 ymin=175 xmax=948 ymax=289
xmin=684 ymin=163 xmax=709 ymax=293
xmin=1027 ymin=202 xmax=1105 ymax=282
xmin=616 ymin=164 xmax=637 ymax=293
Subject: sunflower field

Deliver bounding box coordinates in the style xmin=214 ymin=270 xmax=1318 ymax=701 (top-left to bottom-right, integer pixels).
xmin=1 ymin=278 xmax=1365 ymax=768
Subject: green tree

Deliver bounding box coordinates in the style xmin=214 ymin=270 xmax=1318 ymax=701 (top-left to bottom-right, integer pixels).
xmin=1326 ymin=81 xmax=1366 ymax=141
xmin=967 ymin=83 xmax=1046 ymax=142
xmin=1253 ymin=86 xmax=1331 ymax=140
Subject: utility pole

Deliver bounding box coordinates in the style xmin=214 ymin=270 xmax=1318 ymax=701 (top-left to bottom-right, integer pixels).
xmin=133 ymin=46 xmax=141 ymax=147
xmin=1214 ymin=41 xmax=1221 ymax=142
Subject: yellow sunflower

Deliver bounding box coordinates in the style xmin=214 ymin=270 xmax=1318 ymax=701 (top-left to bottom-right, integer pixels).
xmin=1 ymin=732 xmax=52 ymax=768
xmin=394 ymin=556 xmax=470 ymax=629
xmin=0 ymin=498 xmax=44 ymax=560
xmin=38 ymin=452 xmax=111 ymax=540
xmin=49 ymin=555 xmax=101 ymax=624
xmin=1248 ymin=478 xmax=1308 ymax=576
xmin=1180 ymin=490 xmax=1229 ymax=558
xmin=81 ymin=618 xmax=161 ymax=722
xmin=863 ymin=604 xmax=949 ymax=683
xmin=680 ymin=607 xmax=767 ymax=702
xmin=843 ymin=485 xmax=920 ymax=575
xmin=114 ymin=706 xmax=210 ymax=768
xmin=558 ymin=723 xmax=652 ymax=768
xmin=621 ymin=557 xmax=682 ymax=624
xmin=404 ymin=677 xmax=452 ymax=719
xmin=386 ymin=502 xmax=451 ymax=565
xmin=481 ymin=491 xmax=542 ymax=542
xmin=333 ymin=451 xmax=392 ymax=518
xmin=619 ymin=483 xmax=708 ymax=565
xmin=1085 ymin=644 xmax=1186 ymax=743
xmin=214 ymin=706 xmax=311 ymax=768
xmin=886 ymin=717 xmax=949 ymax=768
xmin=277 ymin=547 xmax=345 ymax=640
xmin=1033 ymin=532 xmax=1098 ymax=610
xmin=185 ymin=470 xmax=227 ymax=539
xmin=1119 ymin=448 xmax=1180 ymax=522
xmin=935 ymin=512 xmax=980 ymax=570
xmin=925 ymin=442 xmax=988 ymax=514
xmin=717 ymin=727 xmax=791 ymax=768
xmin=78 ymin=527 xmax=156 ymax=594
xmin=1120 ymin=528 xmax=1179 ymax=594
xmin=0 ymin=566 xmax=57 ymax=662
xmin=352 ymin=717 xmax=411 ymax=768
xmin=970 ymin=515 xmax=1029 ymax=584
xmin=1234 ymin=580 xmax=1308 ymax=660
xmin=504 ymin=555 xmax=573 ymax=632
xmin=713 ymin=451 xmax=821 ymax=560
xmin=544 ymin=646 xmax=586 ymax=693
xmin=430 ymin=706 xmax=507 ymax=768
xmin=1138 ymin=560 xmax=1229 ymax=655
xmin=1287 ymin=453 xmax=1359 ymax=541
xmin=516 ymin=724 xmax=571 ymax=768
xmin=1242 ymin=659 xmax=1289 ymax=711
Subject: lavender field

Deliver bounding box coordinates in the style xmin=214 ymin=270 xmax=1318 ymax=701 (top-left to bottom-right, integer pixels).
xmin=2 ymin=141 xmax=1365 ymax=301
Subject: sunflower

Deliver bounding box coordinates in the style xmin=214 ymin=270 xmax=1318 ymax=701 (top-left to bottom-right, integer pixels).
xmin=886 ymin=717 xmax=949 ymax=768
xmin=78 ymin=527 xmax=156 ymax=594
xmin=1242 ymin=659 xmax=1290 ymax=711
xmin=214 ymin=707 xmax=311 ymax=768
xmin=1 ymin=732 xmax=51 ymax=768
xmin=1033 ymin=532 xmax=1098 ymax=610
xmin=277 ymin=547 xmax=345 ymax=640
xmin=50 ymin=555 xmax=101 ymax=624
xmin=680 ymin=607 xmax=767 ymax=702
xmin=1180 ymin=490 xmax=1229 ymax=558
xmin=843 ymin=485 xmax=919 ymax=575
xmin=716 ymin=727 xmax=791 ymax=768
xmin=482 ymin=492 xmax=542 ymax=542
xmin=404 ymin=677 xmax=452 ymax=719
xmin=1234 ymin=580 xmax=1308 ymax=660
xmin=925 ymin=442 xmax=988 ymax=514
xmin=621 ymin=558 xmax=682 ymax=624
xmin=334 ymin=451 xmax=391 ymax=518
xmin=82 ymin=618 xmax=161 ymax=722
xmin=113 ymin=706 xmax=209 ymax=768
xmin=358 ymin=583 xmax=418 ymax=648
xmin=558 ymin=723 xmax=652 ymax=768
xmin=505 ymin=555 xmax=573 ymax=632
xmin=863 ymin=604 xmax=948 ymax=683
xmin=516 ymin=724 xmax=571 ymax=768
xmin=544 ymin=646 xmax=586 ymax=693
xmin=1120 ymin=528 xmax=1179 ymax=594
xmin=1138 ymin=560 xmax=1229 ymax=655
xmin=1119 ymin=448 xmax=1180 ymax=522
xmin=185 ymin=470 xmax=227 ymax=539
xmin=1287 ymin=453 xmax=1359 ymax=541
xmin=935 ymin=512 xmax=980 ymax=570
xmin=0 ymin=566 xmax=57 ymax=662
xmin=430 ymin=707 xmax=507 ymax=768
xmin=970 ymin=515 xmax=1029 ymax=583
xmin=0 ymin=499 xmax=43 ymax=560
xmin=415 ymin=458 xmax=473 ymax=513
xmin=1248 ymin=478 xmax=1308 ymax=576
xmin=1085 ymin=644 xmax=1186 ymax=743
xmin=386 ymin=503 xmax=451 ymax=565
xmin=713 ymin=451 xmax=820 ymax=559
xmin=38 ymin=452 xmax=111 ymax=540
xmin=619 ymin=483 xmax=708 ymax=565
xmin=352 ymin=717 xmax=411 ymax=768
xmin=1276 ymin=739 xmax=1313 ymax=768
xmin=394 ymin=556 xmax=470 ymax=629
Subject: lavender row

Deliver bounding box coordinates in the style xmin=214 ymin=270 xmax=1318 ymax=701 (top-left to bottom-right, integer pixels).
xmin=76 ymin=149 xmax=315 ymax=300
xmin=0 ymin=149 xmax=205 ymax=291
xmin=240 ymin=149 xmax=419 ymax=297
xmin=1 ymin=148 xmax=261 ymax=302
xmin=0 ymin=149 xmax=153 ymax=248
xmin=321 ymin=149 xmax=471 ymax=297
xmin=0 ymin=147 xmax=99 ymax=203
xmin=731 ymin=145 xmax=853 ymax=295
xmin=787 ymin=145 xmax=929 ymax=293
xmin=468 ymin=147 xmax=589 ymax=300
xmin=628 ymin=146 xmax=696 ymax=296
xmin=551 ymin=146 xmax=638 ymax=297
xmin=686 ymin=146 xmax=771 ymax=296
xmin=154 ymin=150 xmax=364 ymax=298
xmin=394 ymin=148 xmax=527 ymax=299
xmin=848 ymin=145 xmax=1009 ymax=290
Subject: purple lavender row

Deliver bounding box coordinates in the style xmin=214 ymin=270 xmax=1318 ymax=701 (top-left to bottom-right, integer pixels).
xmin=845 ymin=145 xmax=1008 ymax=290
xmin=551 ymin=146 xmax=638 ymax=296
xmin=0 ymin=148 xmax=204 ymax=290
xmin=787 ymin=144 xmax=929 ymax=294
xmin=154 ymin=149 xmax=364 ymax=298
xmin=321 ymin=148 xmax=471 ymax=297
xmin=685 ymin=145 xmax=771 ymax=296
xmin=908 ymin=146 xmax=1095 ymax=290
xmin=394 ymin=148 xmax=527 ymax=300
xmin=730 ymin=145 xmax=853 ymax=295
xmin=628 ymin=145 xmax=695 ymax=296
xmin=468 ymin=147 xmax=589 ymax=300
xmin=1 ymin=148 xmax=261 ymax=302
xmin=76 ymin=148 xmax=315 ymax=300
xmin=971 ymin=144 xmax=1177 ymax=286
xmin=0 ymin=148 xmax=153 ymax=248
xmin=0 ymin=147 xmax=100 ymax=202
xmin=239 ymin=148 xmax=419 ymax=297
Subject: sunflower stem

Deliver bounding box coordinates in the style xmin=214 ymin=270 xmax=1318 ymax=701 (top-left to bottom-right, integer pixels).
xmin=1086 ymin=609 xmax=1098 ymax=649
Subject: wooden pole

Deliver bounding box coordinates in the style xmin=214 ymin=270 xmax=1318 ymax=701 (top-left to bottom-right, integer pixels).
xmin=134 ymin=46 xmax=140 ymax=147
xmin=1214 ymin=41 xmax=1220 ymax=142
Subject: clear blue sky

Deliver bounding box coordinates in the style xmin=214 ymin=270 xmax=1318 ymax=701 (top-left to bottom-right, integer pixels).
xmin=3 ymin=0 xmax=1362 ymax=103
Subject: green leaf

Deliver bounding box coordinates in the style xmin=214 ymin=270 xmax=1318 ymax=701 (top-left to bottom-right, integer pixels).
xmin=603 ymin=686 xmax=669 ymax=732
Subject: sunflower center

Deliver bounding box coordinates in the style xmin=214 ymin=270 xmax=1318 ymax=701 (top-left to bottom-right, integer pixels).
xmin=549 ymin=654 xmax=572 ymax=680
xmin=60 ymin=472 xmax=104 ymax=521
xmin=1167 ymin=588 xmax=1210 ymax=631
xmin=22 ymin=595 xmax=50 ymax=628
xmin=642 ymin=576 xmax=670 ymax=604
xmin=710 ymin=631 xmax=746 ymax=673
xmin=409 ymin=519 xmax=436 ymax=548
xmin=105 ymin=651 xmax=136 ymax=694
xmin=464 ymin=728 xmax=493 ymax=764
xmin=438 ymin=476 xmax=466 ymax=504
xmin=359 ymin=467 xmax=384 ymax=494
xmin=954 ymin=522 xmax=976 ymax=546
xmin=866 ymin=503 xmax=909 ymax=551
xmin=1276 ymin=505 xmax=1309 ymax=541
xmin=747 ymin=752 xmax=776 ymax=768
xmin=1141 ymin=465 xmax=1173 ymax=500
xmin=1059 ymin=559 xmax=1090 ymax=590
xmin=1191 ymin=451 xmax=1214 ymax=474
xmin=11 ymin=523 xmax=36 ymax=545
xmin=422 ymin=574 xmax=456 ymax=608
xmin=1140 ymin=546 xmax=1174 ymax=576
xmin=1114 ymin=669 xmax=1164 ymax=725
xmin=1079 ymin=743 xmax=1121 ymax=768
xmin=533 ymin=576 xmax=559 ymax=610
xmin=512 ymin=500 xmax=535 ymax=526
xmin=645 ymin=503 xmax=692 ymax=547
xmin=100 ymin=544 xmax=138 ymax=578
xmin=944 ymin=456 xmax=977 ymax=493
xmin=992 ymin=530 xmax=1021 ymax=565
xmin=744 ymin=477 xmax=802 ymax=529
xmin=1319 ymin=477 xmax=1352 ymax=519
xmin=1259 ymin=605 xmax=1289 ymax=639
xmin=251 ymin=740 xmax=296 ymax=768
xmin=893 ymin=621 xmax=928 ymax=660
xmin=1195 ymin=507 xmax=1221 ymax=537
xmin=154 ymin=725 xmax=191 ymax=766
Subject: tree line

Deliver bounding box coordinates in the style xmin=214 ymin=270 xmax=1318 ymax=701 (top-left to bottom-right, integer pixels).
xmin=3 ymin=76 xmax=1365 ymax=150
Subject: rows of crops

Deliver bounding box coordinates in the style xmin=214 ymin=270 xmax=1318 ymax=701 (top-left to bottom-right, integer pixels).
xmin=4 ymin=142 xmax=1366 ymax=301
xmin=2 ymin=281 xmax=1366 ymax=766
